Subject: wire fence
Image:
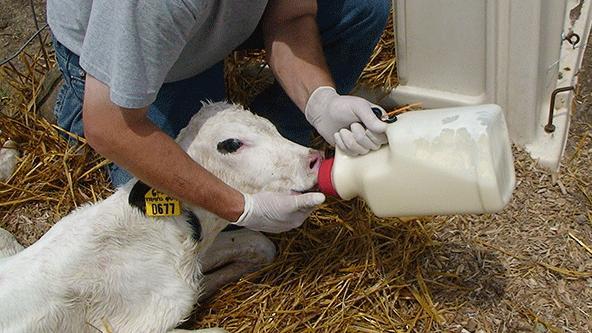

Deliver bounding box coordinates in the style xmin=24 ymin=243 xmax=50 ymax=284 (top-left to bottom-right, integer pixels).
xmin=0 ymin=0 xmax=54 ymax=110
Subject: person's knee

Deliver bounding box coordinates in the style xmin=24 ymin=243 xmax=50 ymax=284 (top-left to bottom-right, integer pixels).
xmin=358 ymin=0 xmax=391 ymax=36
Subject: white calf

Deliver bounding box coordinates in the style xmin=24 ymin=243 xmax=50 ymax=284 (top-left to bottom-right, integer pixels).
xmin=0 ymin=102 xmax=322 ymax=333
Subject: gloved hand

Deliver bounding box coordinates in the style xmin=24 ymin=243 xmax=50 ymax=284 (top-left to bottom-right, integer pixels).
xmin=232 ymin=191 xmax=326 ymax=233
xmin=304 ymin=86 xmax=388 ymax=156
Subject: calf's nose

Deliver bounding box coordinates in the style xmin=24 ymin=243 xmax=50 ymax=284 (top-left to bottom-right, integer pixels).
xmin=308 ymin=150 xmax=322 ymax=172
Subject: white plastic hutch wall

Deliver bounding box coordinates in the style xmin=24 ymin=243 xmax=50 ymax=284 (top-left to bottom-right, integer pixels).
xmin=365 ymin=0 xmax=592 ymax=173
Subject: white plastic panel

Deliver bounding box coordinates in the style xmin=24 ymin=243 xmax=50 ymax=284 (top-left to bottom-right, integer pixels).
xmin=395 ymin=0 xmax=488 ymax=103
xmin=361 ymin=0 xmax=592 ymax=172
xmin=525 ymin=0 xmax=592 ymax=172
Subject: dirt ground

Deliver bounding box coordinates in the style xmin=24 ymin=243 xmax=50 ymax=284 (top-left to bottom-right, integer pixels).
xmin=0 ymin=0 xmax=45 ymax=60
xmin=1 ymin=2 xmax=591 ymax=333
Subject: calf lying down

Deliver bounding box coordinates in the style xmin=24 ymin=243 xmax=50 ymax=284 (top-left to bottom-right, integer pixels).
xmin=0 ymin=102 xmax=322 ymax=332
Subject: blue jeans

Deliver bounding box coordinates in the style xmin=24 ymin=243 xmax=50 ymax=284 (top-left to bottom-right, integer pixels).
xmin=53 ymin=0 xmax=391 ymax=187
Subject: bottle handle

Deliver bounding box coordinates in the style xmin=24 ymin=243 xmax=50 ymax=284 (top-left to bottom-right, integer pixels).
xmin=371 ymin=107 xmax=397 ymax=123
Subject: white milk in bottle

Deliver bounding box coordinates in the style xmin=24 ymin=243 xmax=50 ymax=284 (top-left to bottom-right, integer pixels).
xmin=317 ymin=104 xmax=516 ymax=217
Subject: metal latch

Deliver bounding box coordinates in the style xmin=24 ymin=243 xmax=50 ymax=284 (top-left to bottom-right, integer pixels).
xmin=544 ymin=86 xmax=575 ymax=133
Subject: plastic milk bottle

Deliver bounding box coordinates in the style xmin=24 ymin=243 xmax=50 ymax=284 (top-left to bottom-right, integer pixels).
xmin=317 ymin=104 xmax=516 ymax=217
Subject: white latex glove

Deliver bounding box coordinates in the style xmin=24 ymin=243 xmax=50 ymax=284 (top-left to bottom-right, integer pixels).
xmin=233 ymin=191 xmax=326 ymax=233
xmin=304 ymin=86 xmax=388 ymax=156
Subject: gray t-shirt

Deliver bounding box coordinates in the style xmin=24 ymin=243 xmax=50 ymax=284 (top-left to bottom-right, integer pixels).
xmin=47 ymin=0 xmax=269 ymax=108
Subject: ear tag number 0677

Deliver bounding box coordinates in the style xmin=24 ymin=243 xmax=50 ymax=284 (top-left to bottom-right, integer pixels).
xmin=145 ymin=189 xmax=182 ymax=217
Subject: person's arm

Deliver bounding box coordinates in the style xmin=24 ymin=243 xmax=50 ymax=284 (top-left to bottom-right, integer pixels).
xmin=261 ymin=0 xmax=388 ymax=156
xmin=83 ymin=75 xmax=324 ymax=232
xmin=260 ymin=1 xmax=331 ymax=111
xmin=83 ymin=75 xmax=245 ymax=221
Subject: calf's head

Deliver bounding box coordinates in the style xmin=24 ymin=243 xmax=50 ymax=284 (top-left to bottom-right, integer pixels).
xmin=176 ymin=102 xmax=321 ymax=195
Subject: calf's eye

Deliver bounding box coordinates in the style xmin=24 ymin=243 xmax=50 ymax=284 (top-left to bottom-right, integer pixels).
xmin=217 ymin=138 xmax=243 ymax=154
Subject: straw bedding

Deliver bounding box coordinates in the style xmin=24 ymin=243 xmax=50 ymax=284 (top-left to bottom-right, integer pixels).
xmin=1 ymin=9 xmax=592 ymax=333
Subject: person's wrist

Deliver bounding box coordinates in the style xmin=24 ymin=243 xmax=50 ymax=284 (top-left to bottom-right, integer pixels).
xmin=225 ymin=190 xmax=247 ymax=223
xmin=304 ymin=86 xmax=339 ymax=115
xmin=232 ymin=192 xmax=253 ymax=225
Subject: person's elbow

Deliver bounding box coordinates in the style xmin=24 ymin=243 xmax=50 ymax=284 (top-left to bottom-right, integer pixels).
xmin=81 ymin=76 xmax=123 ymax=158
xmin=83 ymin=99 xmax=151 ymax=160
xmin=263 ymin=0 xmax=317 ymax=28
xmin=82 ymin=75 xmax=151 ymax=158
xmin=83 ymin=112 xmax=114 ymax=157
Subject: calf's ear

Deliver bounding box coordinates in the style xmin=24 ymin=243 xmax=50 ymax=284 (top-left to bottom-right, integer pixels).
xmin=128 ymin=181 xmax=150 ymax=213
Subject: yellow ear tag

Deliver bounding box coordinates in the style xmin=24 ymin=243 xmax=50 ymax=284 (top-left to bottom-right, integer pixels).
xmin=145 ymin=188 xmax=182 ymax=217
